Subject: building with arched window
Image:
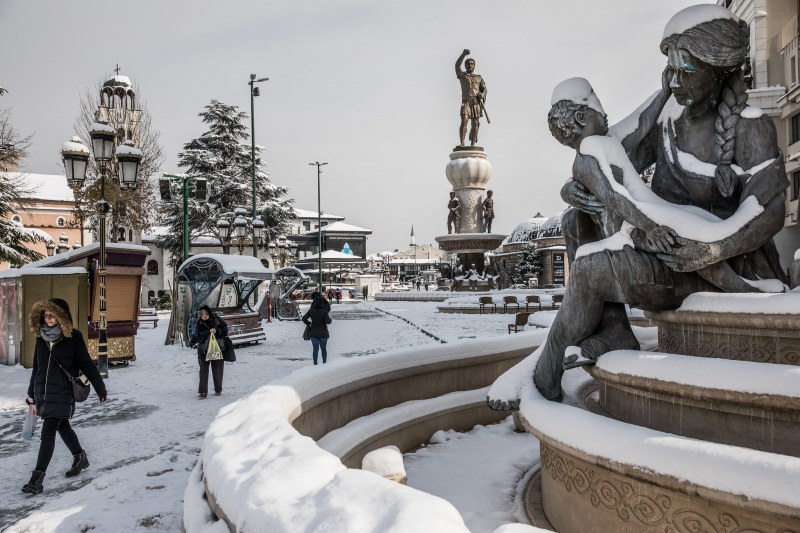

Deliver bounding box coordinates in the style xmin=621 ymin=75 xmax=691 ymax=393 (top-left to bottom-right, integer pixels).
xmin=0 ymin=172 xmax=91 ymax=269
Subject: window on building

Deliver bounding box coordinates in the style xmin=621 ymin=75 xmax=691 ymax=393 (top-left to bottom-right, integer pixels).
xmin=118 ymin=227 xmax=127 ymax=241
xmin=793 ymin=171 xmax=800 ymax=201
xmin=791 ymin=56 xmax=797 ymax=87
xmin=56 ymin=217 xmax=66 ymax=227
xmin=321 ymin=221 xmax=328 ymax=227
xmin=129 ymin=229 xmax=133 ymax=242
xmin=147 ymin=260 xmax=159 ymax=275
xmin=12 ymin=215 xmax=21 ymax=223
xmin=792 ymin=114 xmax=800 ymax=145
xmin=303 ymin=221 xmax=311 ymax=231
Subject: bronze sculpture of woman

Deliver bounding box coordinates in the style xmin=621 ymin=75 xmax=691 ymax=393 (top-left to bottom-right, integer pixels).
xmin=492 ymin=5 xmax=788 ymax=404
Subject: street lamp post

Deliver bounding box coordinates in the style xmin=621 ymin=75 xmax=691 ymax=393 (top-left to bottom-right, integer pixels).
xmin=268 ymin=235 xmax=298 ymax=268
xmin=161 ymin=173 xmax=208 ymax=262
xmin=216 ymin=207 xmax=264 ymax=255
xmin=309 ymin=162 xmax=328 ymax=289
xmin=62 ymin=122 xmax=142 ymax=378
xmin=249 ymin=73 xmax=269 ymax=257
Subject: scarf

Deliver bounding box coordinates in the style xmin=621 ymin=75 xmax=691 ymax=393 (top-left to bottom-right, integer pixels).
xmin=40 ymin=324 xmax=63 ymax=343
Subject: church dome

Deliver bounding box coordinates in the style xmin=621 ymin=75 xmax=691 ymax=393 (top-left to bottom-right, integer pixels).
xmin=103 ymin=75 xmax=132 ymax=89
xmin=508 ymin=212 xmax=548 ymax=243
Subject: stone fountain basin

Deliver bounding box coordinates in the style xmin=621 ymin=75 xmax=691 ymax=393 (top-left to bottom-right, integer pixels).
xmin=646 ymin=291 xmax=800 ymax=365
xmin=187 ymin=333 xmax=548 ymax=532
xmin=517 ymin=370 xmax=800 ymax=533
xmin=588 ymin=351 xmax=800 ymax=457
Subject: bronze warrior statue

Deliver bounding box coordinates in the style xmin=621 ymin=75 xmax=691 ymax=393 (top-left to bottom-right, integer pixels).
xmin=482 ymin=190 xmax=494 ymax=233
xmin=456 ymin=49 xmax=488 ymax=147
xmin=447 ymin=191 xmax=461 ymax=234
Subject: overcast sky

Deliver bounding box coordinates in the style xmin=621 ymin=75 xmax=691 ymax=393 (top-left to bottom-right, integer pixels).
xmin=1 ymin=0 xmax=705 ymax=254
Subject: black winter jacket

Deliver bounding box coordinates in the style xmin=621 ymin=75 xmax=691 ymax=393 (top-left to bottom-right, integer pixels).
xmin=302 ymin=303 xmax=332 ymax=339
xmin=27 ymin=330 xmax=106 ymax=419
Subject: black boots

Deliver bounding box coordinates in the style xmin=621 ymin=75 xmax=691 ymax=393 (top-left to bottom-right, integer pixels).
xmin=65 ymin=450 xmax=89 ymax=477
xmin=21 ymin=470 xmax=45 ymax=494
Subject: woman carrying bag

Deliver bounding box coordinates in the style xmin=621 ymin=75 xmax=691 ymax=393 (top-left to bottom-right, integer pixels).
xmin=189 ymin=305 xmax=229 ymax=398
xmin=302 ymin=292 xmax=332 ymax=365
xmin=22 ymin=298 xmax=107 ymax=495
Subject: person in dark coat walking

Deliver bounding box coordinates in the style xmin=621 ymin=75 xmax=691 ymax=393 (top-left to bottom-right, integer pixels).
xmin=22 ymin=298 xmax=107 ymax=495
xmin=189 ymin=305 xmax=229 ymax=398
xmin=302 ymin=292 xmax=333 ymax=365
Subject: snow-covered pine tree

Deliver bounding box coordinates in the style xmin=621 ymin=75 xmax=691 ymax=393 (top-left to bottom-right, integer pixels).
xmin=513 ymin=242 xmax=542 ymax=285
xmin=0 ymin=108 xmax=47 ymax=265
xmin=157 ymin=100 xmax=293 ymax=263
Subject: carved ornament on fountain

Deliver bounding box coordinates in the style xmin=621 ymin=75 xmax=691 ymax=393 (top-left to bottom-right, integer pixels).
xmin=445 ymin=149 xmax=491 ymax=190
xmin=436 ymin=233 xmax=506 ymax=254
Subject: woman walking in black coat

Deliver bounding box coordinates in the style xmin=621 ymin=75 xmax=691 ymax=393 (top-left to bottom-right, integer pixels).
xmin=189 ymin=305 xmax=229 ymax=398
xmin=22 ymin=298 xmax=107 ymax=495
xmin=302 ymin=292 xmax=333 ymax=365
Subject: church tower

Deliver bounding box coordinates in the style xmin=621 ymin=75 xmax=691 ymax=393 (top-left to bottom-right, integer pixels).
xmin=97 ymin=68 xmax=142 ymax=146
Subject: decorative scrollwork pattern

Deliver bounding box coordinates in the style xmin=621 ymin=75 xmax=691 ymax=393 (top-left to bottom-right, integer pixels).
xmin=656 ymin=325 xmax=800 ymax=366
xmin=539 ymin=444 xmax=799 ymax=533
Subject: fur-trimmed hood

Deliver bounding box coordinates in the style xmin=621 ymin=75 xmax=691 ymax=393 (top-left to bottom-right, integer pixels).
xmin=29 ymin=299 xmax=74 ymax=337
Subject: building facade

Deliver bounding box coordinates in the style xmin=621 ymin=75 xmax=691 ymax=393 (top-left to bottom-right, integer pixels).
xmin=494 ymin=211 xmax=569 ymax=288
xmin=0 ymin=172 xmax=91 ymax=269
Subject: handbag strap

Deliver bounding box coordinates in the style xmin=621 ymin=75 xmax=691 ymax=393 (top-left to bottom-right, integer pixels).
xmin=50 ymin=351 xmax=76 ymax=384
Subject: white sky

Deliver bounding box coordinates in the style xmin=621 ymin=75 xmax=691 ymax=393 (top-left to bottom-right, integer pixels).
xmin=0 ymin=0 xmax=705 ymax=254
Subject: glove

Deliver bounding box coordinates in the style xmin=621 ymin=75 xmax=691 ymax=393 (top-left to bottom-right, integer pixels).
xmin=98 ymin=391 xmax=107 ymax=402
xmin=25 ymin=396 xmax=34 ymax=406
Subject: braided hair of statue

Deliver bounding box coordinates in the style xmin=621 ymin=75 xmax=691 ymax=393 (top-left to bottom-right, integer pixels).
xmin=713 ymin=66 xmax=748 ymax=197
xmin=661 ymin=15 xmax=750 ymax=198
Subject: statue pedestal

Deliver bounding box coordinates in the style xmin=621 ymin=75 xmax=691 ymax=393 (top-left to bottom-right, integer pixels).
xmin=435 ymin=233 xmax=506 ymax=273
xmin=446 ymin=149 xmax=492 ymax=233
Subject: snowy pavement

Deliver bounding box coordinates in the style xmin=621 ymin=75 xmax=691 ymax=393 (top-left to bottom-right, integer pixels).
xmin=0 ymin=301 xmax=541 ymax=532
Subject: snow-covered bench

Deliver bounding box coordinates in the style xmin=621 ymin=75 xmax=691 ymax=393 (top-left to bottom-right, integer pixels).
xmin=137 ymin=308 xmax=158 ymax=328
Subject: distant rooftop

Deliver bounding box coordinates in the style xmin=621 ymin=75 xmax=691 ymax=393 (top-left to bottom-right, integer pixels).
xmin=2 ymin=172 xmax=74 ymax=202
xmin=293 ymin=207 xmax=344 ymax=221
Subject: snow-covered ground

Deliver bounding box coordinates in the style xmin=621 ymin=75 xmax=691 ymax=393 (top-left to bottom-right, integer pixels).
xmin=0 ymin=301 xmax=542 ymax=532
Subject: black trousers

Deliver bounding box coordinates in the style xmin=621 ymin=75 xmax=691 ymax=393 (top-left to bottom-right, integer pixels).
xmin=198 ymin=356 xmax=224 ymax=394
xmin=36 ymin=417 xmax=82 ymax=471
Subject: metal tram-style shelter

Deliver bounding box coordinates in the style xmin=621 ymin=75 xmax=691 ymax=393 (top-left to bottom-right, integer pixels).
xmin=176 ymin=254 xmax=274 ymax=347
xmin=268 ymin=267 xmax=310 ymax=321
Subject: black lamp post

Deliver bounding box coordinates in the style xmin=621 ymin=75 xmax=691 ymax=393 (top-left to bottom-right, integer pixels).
xmin=61 ymin=119 xmax=142 ymax=377
xmin=309 ymin=162 xmax=327 ymax=289
xmin=216 ymin=207 xmax=265 ymax=255
xmin=268 ymin=235 xmax=298 ymax=268
xmin=249 ymin=73 xmax=268 ymax=257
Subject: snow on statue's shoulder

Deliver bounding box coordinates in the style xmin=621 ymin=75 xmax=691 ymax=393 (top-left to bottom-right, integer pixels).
xmin=662 ymin=4 xmax=736 ymax=40
xmin=740 ymin=105 xmax=765 ymax=120
xmin=551 ymin=77 xmax=605 ymax=115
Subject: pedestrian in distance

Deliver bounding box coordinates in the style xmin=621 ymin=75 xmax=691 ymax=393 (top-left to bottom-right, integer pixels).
xmin=362 ymin=285 xmax=368 ymax=301
xmin=22 ymin=298 xmax=107 ymax=495
xmin=302 ymin=292 xmax=333 ymax=365
xmin=189 ymin=305 xmax=229 ymax=398
xmin=335 ymin=288 xmax=342 ymax=304
xmin=327 ymin=288 xmax=335 ymax=303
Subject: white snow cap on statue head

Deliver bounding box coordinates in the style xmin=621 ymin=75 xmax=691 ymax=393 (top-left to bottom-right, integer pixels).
xmin=551 ymin=77 xmax=605 ymax=115
xmin=662 ymin=4 xmax=736 ymax=40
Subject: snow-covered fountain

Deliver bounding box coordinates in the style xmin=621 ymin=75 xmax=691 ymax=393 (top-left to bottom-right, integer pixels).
xmin=435 ymin=149 xmax=506 ymax=291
